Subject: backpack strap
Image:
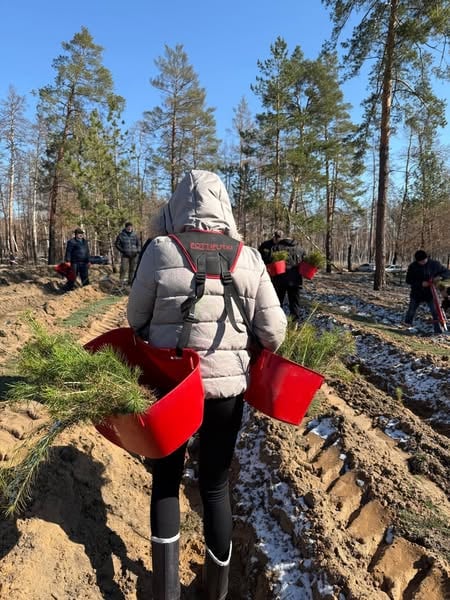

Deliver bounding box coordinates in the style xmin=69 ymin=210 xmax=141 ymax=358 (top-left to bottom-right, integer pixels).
xmin=220 ymin=256 xmax=246 ymax=334
xmin=169 ymin=232 xmax=246 ymax=352
xmin=176 ymin=252 xmax=207 ymax=352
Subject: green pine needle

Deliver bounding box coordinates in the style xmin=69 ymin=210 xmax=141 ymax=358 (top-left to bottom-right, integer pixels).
xmin=0 ymin=421 xmax=68 ymax=517
xmin=0 ymin=317 xmax=156 ymax=516
xmin=278 ymin=313 xmax=355 ymax=374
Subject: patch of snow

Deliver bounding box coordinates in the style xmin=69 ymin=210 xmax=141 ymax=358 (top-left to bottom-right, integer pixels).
xmin=234 ymin=407 xmax=341 ymax=599
xmin=306 ymin=289 xmax=447 ymax=336
xmin=301 ymin=293 xmax=450 ymax=430
xmin=355 ymin=335 xmax=450 ymax=428
xmin=383 ymin=419 xmax=410 ymax=443
xmin=385 ymin=527 xmax=394 ymax=544
xmin=338 ymin=305 xmax=352 ymax=313
xmin=316 ymin=577 xmax=335 ymax=596
xmin=307 ymin=417 xmax=337 ymax=439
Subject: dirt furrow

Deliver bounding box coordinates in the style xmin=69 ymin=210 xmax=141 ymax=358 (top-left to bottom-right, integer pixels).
xmin=232 ymin=388 xmax=449 ymax=599
xmin=1 ymin=266 xmax=449 ymax=599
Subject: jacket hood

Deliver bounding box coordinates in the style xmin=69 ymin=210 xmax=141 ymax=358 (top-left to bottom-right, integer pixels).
xmin=158 ymin=170 xmax=240 ymax=238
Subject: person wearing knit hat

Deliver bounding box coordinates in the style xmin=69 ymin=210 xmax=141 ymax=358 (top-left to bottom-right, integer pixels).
xmin=414 ymin=250 xmax=427 ymax=262
xmin=403 ymin=250 xmax=450 ymax=334
xmin=258 ymin=230 xmax=306 ymax=322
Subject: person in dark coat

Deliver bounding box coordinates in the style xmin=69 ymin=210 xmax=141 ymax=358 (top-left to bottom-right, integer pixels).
xmin=63 ymin=228 xmax=90 ymax=291
xmin=258 ymin=230 xmax=283 ymax=265
xmin=404 ymin=250 xmax=450 ymax=334
xmin=258 ymin=231 xmax=305 ymax=321
xmin=115 ymin=222 xmax=140 ymax=285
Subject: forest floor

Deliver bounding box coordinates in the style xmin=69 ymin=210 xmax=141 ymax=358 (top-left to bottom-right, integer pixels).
xmin=0 ymin=264 xmax=448 ymax=600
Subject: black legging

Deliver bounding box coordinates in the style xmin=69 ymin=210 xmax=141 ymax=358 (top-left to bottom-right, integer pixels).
xmin=273 ymin=282 xmax=302 ymax=321
xmin=150 ymin=394 xmax=244 ymax=560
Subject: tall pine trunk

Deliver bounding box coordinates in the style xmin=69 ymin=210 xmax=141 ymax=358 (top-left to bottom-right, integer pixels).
xmin=374 ymin=0 xmax=398 ymax=290
xmin=47 ymin=88 xmax=74 ymax=265
xmin=7 ymin=156 xmax=18 ymax=254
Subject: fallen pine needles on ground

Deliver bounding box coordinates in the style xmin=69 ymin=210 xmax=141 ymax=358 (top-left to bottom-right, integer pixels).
xmin=0 ymin=318 xmax=156 ymax=516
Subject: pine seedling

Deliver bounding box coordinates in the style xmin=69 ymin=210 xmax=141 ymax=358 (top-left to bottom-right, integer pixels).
xmin=302 ymin=251 xmax=326 ymax=269
xmin=271 ymin=250 xmax=289 ymax=263
xmin=0 ymin=421 xmax=68 ymax=516
xmin=278 ymin=313 xmax=355 ymax=375
xmin=0 ymin=317 xmax=156 ymax=516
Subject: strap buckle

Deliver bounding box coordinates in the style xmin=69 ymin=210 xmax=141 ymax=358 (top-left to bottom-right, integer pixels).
xmin=180 ymin=297 xmax=199 ymax=323
xmin=221 ymin=271 xmax=233 ymax=285
xmin=195 ymin=271 xmax=206 ymax=285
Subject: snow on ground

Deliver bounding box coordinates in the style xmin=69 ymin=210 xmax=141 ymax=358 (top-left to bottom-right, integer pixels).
xmin=309 ymin=289 xmax=448 ymax=337
xmin=354 ymin=333 xmax=450 ymax=428
xmin=233 ymin=282 xmax=449 ymax=597
xmin=307 ymin=417 xmax=337 ymax=439
xmin=379 ymin=417 xmax=410 ymax=444
xmin=303 ymin=290 xmax=450 ymax=431
xmin=234 ymin=407 xmax=338 ymax=599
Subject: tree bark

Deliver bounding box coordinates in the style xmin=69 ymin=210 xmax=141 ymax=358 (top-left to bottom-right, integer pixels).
xmin=374 ymin=0 xmax=398 ymax=290
xmin=47 ymin=87 xmax=75 ymax=265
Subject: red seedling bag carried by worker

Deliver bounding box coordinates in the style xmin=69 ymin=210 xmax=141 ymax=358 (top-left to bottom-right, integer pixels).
xmin=267 ymin=260 xmax=287 ymax=277
xmin=244 ymin=348 xmax=324 ymax=425
xmin=298 ymin=261 xmax=318 ymax=280
xmin=54 ymin=262 xmax=76 ymax=282
xmin=84 ymin=327 xmax=204 ymax=458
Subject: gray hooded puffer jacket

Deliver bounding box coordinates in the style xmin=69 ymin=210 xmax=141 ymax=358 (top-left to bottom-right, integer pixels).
xmin=127 ymin=170 xmax=287 ymax=399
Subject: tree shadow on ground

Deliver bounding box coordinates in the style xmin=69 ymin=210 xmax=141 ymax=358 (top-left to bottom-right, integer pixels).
xmin=141 ymin=453 xmax=204 ymax=598
xmin=0 ymin=445 xmax=151 ymax=599
xmin=42 ymin=280 xmax=67 ymax=294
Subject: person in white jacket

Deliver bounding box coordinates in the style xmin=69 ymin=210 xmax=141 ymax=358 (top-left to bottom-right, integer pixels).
xmin=127 ymin=170 xmax=286 ymax=600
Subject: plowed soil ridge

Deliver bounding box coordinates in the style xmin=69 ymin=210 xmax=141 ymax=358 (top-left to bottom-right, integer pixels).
xmin=0 ymin=266 xmax=448 ymax=599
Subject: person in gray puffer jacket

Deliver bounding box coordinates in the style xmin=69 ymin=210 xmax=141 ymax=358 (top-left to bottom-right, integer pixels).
xmin=127 ymin=170 xmax=286 ymax=600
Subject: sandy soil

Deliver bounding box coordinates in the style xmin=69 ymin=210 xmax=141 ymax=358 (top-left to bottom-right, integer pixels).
xmin=0 ymin=265 xmax=448 ymax=599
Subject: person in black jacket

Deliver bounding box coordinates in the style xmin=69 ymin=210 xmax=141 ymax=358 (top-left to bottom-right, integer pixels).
xmin=258 ymin=230 xmax=283 ymax=265
xmin=258 ymin=230 xmax=305 ymax=321
xmin=404 ymin=250 xmax=450 ymax=334
xmin=63 ymin=228 xmax=90 ymax=291
xmin=115 ymin=222 xmax=140 ymax=285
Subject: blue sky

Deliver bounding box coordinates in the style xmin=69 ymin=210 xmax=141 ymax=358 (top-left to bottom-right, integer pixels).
xmin=0 ymin=0 xmax=448 ymax=147
xmin=1 ymin=0 xmax=357 ymax=139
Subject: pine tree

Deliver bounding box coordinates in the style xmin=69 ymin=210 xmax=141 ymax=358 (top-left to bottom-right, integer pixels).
xmin=310 ymin=50 xmax=365 ymax=272
xmin=37 ymin=27 xmax=124 ymax=264
xmin=0 ymin=86 xmax=29 ymax=256
xmin=251 ymin=37 xmax=292 ymax=222
xmin=68 ymin=108 xmax=132 ymax=256
xmin=323 ymin=0 xmax=450 ymax=289
xmin=143 ymin=44 xmax=219 ymax=194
